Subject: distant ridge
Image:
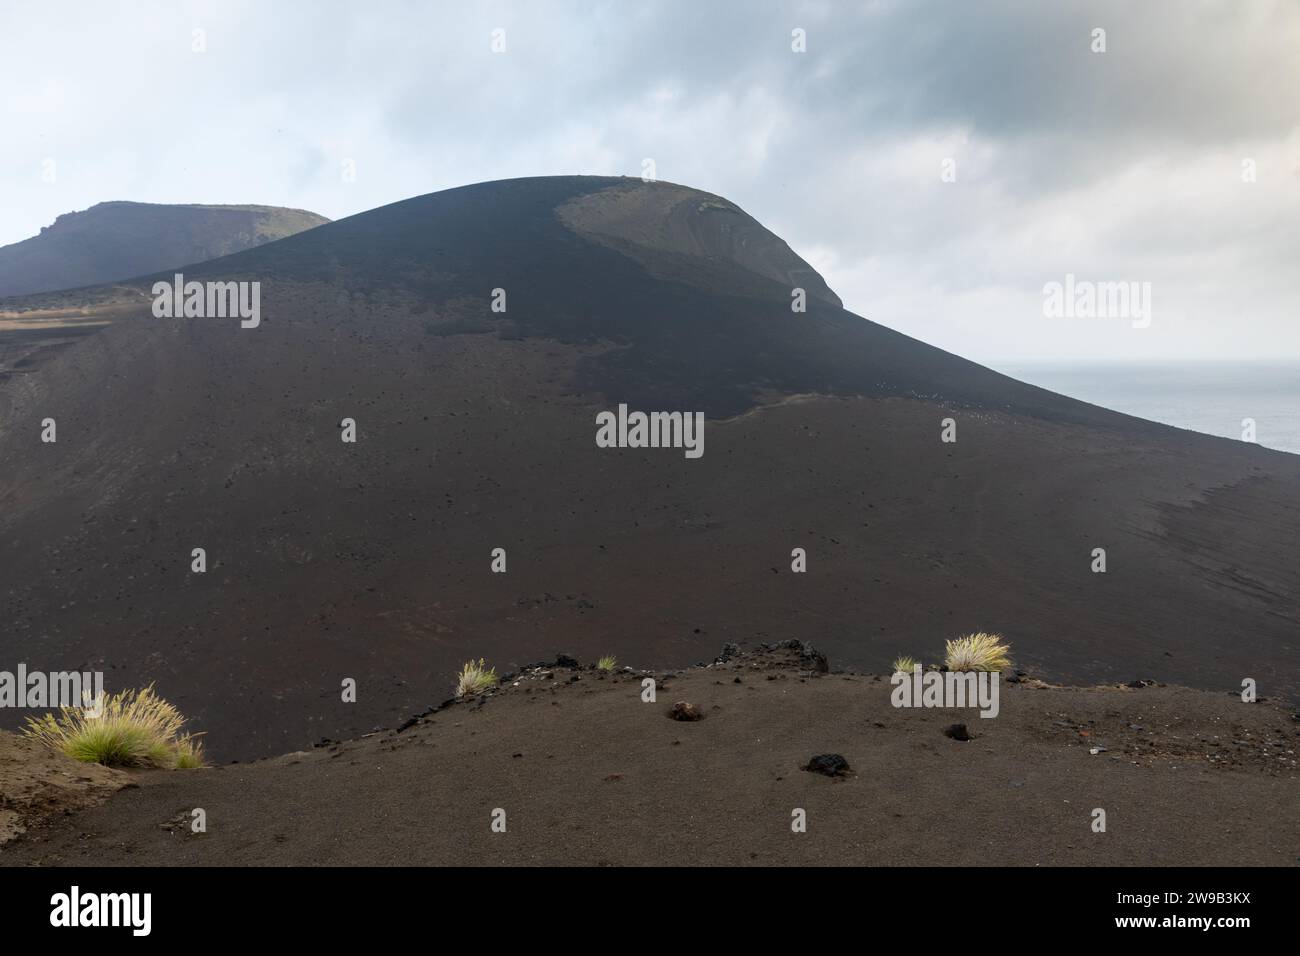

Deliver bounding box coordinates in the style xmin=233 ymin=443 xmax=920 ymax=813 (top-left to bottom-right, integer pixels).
xmin=0 ymin=201 xmax=329 ymax=299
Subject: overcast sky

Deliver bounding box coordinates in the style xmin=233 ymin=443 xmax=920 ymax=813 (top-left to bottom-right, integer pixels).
xmin=4 ymin=0 xmax=1298 ymax=363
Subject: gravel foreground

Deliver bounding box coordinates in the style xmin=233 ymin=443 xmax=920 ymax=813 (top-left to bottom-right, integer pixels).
xmin=2 ymin=645 xmax=1295 ymax=867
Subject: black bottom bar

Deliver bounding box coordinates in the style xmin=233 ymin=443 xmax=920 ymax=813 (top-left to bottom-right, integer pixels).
xmin=0 ymin=865 xmax=1281 ymax=940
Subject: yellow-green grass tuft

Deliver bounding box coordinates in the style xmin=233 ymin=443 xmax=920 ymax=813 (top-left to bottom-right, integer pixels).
xmin=172 ymin=734 xmax=207 ymax=769
xmin=891 ymin=655 xmax=920 ymax=674
xmin=944 ymin=633 xmax=1013 ymax=672
xmin=455 ymin=658 xmax=498 ymax=697
xmin=596 ymin=655 xmax=618 ymax=672
xmin=22 ymin=685 xmax=206 ymax=769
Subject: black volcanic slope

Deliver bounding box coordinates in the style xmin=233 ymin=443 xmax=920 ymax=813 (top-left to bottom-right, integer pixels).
xmin=157 ymin=177 xmax=1151 ymax=423
xmin=0 ymin=201 xmax=329 ymax=299
xmin=0 ymin=176 xmax=1296 ymax=761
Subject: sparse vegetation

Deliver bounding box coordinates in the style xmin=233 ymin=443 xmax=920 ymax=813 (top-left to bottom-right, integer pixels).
xmin=891 ymin=655 xmax=920 ymax=674
xmin=22 ymin=685 xmax=206 ymax=769
xmin=944 ymin=633 xmax=1013 ymax=672
xmin=455 ymin=658 xmax=498 ymax=697
xmin=173 ymin=735 xmax=206 ymax=769
xmin=596 ymin=655 xmax=617 ymax=672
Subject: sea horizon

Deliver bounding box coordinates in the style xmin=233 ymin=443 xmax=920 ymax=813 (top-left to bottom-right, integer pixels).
xmin=997 ymin=359 xmax=1300 ymax=455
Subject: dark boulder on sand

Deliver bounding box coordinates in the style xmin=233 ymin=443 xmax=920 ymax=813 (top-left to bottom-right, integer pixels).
xmin=803 ymin=754 xmax=852 ymax=777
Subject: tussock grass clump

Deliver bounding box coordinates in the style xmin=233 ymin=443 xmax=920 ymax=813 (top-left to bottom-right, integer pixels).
xmin=22 ymin=685 xmax=205 ymax=769
xmin=596 ymin=655 xmax=617 ymax=672
xmin=173 ymin=735 xmax=206 ymax=769
xmin=455 ymin=658 xmax=498 ymax=697
xmin=944 ymin=633 xmax=1013 ymax=672
xmin=891 ymin=655 xmax=920 ymax=674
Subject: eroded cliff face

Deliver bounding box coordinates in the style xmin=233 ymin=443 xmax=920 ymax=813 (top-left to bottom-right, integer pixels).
xmin=558 ymin=180 xmax=841 ymax=307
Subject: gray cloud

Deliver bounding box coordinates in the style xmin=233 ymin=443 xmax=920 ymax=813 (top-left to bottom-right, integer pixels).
xmin=3 ymin=0 xmax=1297 ymax=361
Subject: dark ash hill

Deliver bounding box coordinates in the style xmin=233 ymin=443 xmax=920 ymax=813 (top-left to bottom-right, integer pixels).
xmin=0 ymin=176 xmax=1295 ymax=761
xmin=0 ymin=201 xmax=328 ymax=300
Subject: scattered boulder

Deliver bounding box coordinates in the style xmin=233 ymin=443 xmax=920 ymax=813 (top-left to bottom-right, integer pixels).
xmin=800 ymin=642 xmax=829 ymax=673
xmin=775 ymin=638 xmax=829 ymax=673
xmin=944 ymin=723 xmax=973 ymax=741
xmin=668 ymin=701 xmax=703 ymax=722
xmin=803 ymin=754 xmax=851 ymax=777
xmin=555 ymin=653 xmax=580 ymax=668
xmin=720 ymin=642 xmax=741 ymax=661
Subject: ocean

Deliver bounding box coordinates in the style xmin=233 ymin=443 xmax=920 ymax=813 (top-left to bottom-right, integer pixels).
xmin=998 ymin=361 xmax=1300 ymax=456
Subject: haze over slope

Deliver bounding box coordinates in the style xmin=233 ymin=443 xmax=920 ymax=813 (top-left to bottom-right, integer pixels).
xmin=0 ymin=202 xmax=329 ymax=299
xmin=0 ymin=176 xmax=1295 ymax=761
